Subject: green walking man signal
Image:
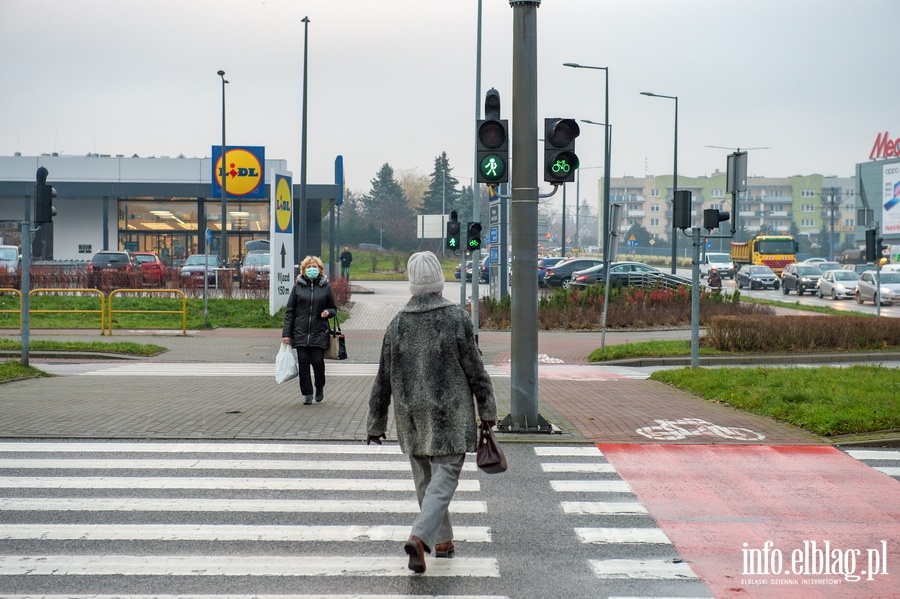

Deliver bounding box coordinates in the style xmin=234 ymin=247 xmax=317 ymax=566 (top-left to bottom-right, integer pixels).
xmin=446 ymin=211 xmax=461 ymax=250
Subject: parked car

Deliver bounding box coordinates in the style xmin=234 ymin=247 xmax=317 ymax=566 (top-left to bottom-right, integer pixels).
xmin=699 ymin=252 xmax=734 ymax=279
xmin=538 ymin=257 xmax=563 ymax=287
xmin=476 ymin=256 xmax=489 ymax=283
xmin=0 ymin=245 xmax=20 ymax=274
xmin=736 ymin=264 xmax=780 ymax=290
xmin=132 ymin=251 xmax=166 ymax=287
xmin=239 ymin=252 xmax=271 ymax=288
xmin=87 ymin=250 xmax=140 ymax=287
xmin=570 ymin=261 xmax=662 ymax=287
xmin=855 ymin=270 xmax=900 ymax=306
xmin=816 ymin=269 xmax=859 ymax=300
xmin=780 ymin=263 xmax=823 ymax=296
xmin=542 ymin=258 xmax=604 ymax=288
xmin=179 ymin=254 xmax=222 ymax=287
xmin=454 ymin=260 xmax=473 ymax=281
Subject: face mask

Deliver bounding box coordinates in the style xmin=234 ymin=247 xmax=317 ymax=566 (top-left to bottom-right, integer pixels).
xmin=305 ymin=267 xmax=319 ymax=279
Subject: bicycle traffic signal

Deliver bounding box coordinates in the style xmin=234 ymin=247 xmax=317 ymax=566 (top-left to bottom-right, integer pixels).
xmin=446 ymin=210 xmax=461 ymax=250
xmin=476 ymin=89 xmax=508 ymax=184
xmin=467 ymin=222 xmax=483 ymax=250
xmin=543 ymin=118 xmax=579 ymax=183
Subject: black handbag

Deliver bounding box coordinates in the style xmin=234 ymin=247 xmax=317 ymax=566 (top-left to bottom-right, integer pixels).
xmin=476 ymin=421 xmax=507 ymax=474
xmin=325 ymin=317 xmax=347 ymax=360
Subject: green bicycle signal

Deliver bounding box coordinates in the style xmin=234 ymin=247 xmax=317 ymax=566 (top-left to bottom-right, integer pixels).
xmin=551 ymin=159 xmax=572 ymax=174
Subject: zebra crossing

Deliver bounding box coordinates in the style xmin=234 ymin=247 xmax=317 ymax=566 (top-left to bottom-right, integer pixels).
xmin=844 ymin=448 xmax=900 ymax=480
xmin=0 ymin=440 xmax=711 ymax=598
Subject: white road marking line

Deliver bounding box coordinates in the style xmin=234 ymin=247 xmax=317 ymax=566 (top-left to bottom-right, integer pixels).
xmin=575 ymin=528 xmax=672 ymax=545
xmin=0 ymin=524 xmax=491 ymax=543
xmin=72 ymin=362 xmax=505 ymax=378
xmin=541 ymin=462 xmax=615 ymax=473
xmin=590 ymin=559 xmax=698 ymax=580
xmin=0 ymin=476 xmax=479 ymax=492
xmin=562 ymin=502 xmax=649 ymax=515
xmin=846 ymin=449 xmax=900 ymax=460
xmin=550 ymin=480 xmax=632 ymax=493
xmin=876 ymin=466 xmax=900 ymax=476
xmin=0 ymin=458 xmax=476 ymax=472
xmin=0 ymin=441 xmax=404 ymax=454
xmin=0 ymin=497 xmax=487 ymax=514
xmin=0 ymin=555 xmax=501 ymax=577
xmin=533 ymin=447 xmax=603 ymax=456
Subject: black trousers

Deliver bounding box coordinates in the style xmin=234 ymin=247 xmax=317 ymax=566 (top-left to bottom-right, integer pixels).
xmin=295 ymin=346 xmax=326 ymax=396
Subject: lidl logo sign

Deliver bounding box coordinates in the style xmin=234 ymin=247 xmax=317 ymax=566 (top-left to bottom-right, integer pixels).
xmin=275 ymin=175 xmax=292 ymax=233
xmin=211 ymin=146 xmax=265 ymax=198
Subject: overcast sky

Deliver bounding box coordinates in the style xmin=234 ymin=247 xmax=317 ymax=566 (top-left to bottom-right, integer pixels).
xmin=2 ymin=0 xmax=897 ymax=209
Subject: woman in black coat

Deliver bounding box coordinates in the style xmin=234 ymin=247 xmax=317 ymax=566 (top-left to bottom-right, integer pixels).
xmin=281 ymin=256 xmax=337 ymax=405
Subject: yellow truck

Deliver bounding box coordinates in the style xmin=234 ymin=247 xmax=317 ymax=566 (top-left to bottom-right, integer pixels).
xmin=730 ymin=235 xmax=798 ymax=275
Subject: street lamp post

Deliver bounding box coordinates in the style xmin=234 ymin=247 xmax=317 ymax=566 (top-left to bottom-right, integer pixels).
xmin=563 ymin=64 xmax=610 ymax=265
xmin=581 ymin=121 xmax=611 ymax=254
xmin=641 ymin=91 xmax=678 ymax=274
xmin=217 ymin=70 xmax=228 ymax=266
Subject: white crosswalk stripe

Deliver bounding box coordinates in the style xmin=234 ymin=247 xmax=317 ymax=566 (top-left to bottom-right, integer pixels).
xmin=538 ymin=446 xmax=711 ymax=596
xmin=845 ymin=449 xmax=900 ymax=480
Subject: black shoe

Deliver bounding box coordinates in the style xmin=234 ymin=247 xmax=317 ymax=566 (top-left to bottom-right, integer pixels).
xmin=303 ymin=395 xmax=313 ymax=405
xmin=315 ymin=392 xmax=324 ymax=403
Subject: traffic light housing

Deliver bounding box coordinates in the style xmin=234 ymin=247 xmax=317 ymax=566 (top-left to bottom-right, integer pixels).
xmin=34 ymin=166 xmax=57 ymax=224
xmin=476 ymin=89 xmax=508 ymax=184
xmin=877 ymin=236 xmax=888 ymax=260
xmin=673 ymin=190 xmax=692 ymax=230
xmin=865 ymin=229 xmax=877 ymax=262
xmin=446 ymin=211 xmax=461 ymax=250
xmin=543 ymin=118 xmax=580 ymax=183
xmin=703 ymin=208 xmax=730 ymax=231
xmin=467 ymin=222 xmax=483 ymax=250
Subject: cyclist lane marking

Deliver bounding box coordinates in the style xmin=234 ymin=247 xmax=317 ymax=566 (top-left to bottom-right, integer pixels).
xmin=599 ymin=444 xmax=900 ymax=598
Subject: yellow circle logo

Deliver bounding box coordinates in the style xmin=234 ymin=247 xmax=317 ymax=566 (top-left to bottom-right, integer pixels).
xmin=216 ymin=148 xmax=263 ymax=196
xmin=275 ymin=177 xmax=292 ymax=233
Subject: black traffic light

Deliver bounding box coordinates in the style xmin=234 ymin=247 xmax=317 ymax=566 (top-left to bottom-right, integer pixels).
xmin=34 ymin=166 xmax=57 ymax=224
xmin=446 ymin=210 xmax=461 ymax=251
xmin=467 ymin=222 xmax=483 ymax=250
xmin=865 ymin=229 xmax=877 ymax=262
xmin=703 ymin=208 xmax=730 ymax=230
xmin=543 ymin=118 xmax=579 ymax=183
xmin=673 ymin=190 xmax=692 ymax=230
xmin=877 ymin=236 xmax=889 ymax=260
xmin=476 ymin=89 xmax=508 ymax=184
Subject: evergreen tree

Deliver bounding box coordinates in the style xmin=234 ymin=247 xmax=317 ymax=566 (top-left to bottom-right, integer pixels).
xmin=363 ymin=163 xmax=416 ymax=251
xmin=420 ymin=152 xmax=460 ymax=216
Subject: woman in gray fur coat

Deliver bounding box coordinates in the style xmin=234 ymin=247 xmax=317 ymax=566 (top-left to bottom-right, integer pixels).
xmin=367 ymin=251 xmax=497 ymax=574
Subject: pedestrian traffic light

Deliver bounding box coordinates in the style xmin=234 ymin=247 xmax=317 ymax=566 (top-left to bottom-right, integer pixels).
xmin=543 ymin=118 xmax=579 ymax=183
xmin=467 ymin=222 xmax=483 ymax=250
xmin=877 ymin=236 xmax=888 ymax=259
xmin=34 ymin=166 xmax=57 ymax=225
xmin=476 ymin=89 xmax=508 ymax=184
xmin=703 ymin=208 xmax=730 ymax=231
xmin=446 ymin=210 xmax=461 ymax=250
xmin=673 ymin=190 xmax=692 ymax=230
xmin=865 ymin=229 xmax=877 ymax=262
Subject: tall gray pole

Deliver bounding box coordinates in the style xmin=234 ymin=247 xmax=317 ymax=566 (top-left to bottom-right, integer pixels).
xmin=673 ymin=97 xmax=678 ymax=274
xmin=296 ymin=16 xmax=310 ymax=266
xmin=508 ymin=0 xmax=540 ymax=430
xmin=218 ymin=71 xmax=228 ymax=267
xmin=471 ymin=0 xmax=483 ymax=341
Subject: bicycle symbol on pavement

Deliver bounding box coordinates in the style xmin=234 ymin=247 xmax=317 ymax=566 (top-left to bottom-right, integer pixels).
xmin=636 ymin=418 xmax=765 ymax=441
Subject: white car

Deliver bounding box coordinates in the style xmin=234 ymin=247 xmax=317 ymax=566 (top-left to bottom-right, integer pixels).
xmin=816 ymin=269 xmax=858 ymax=300
xmin=855 ymin=270 xmax=900 ymax=306
xmin=700 ymin=252 xmax=734 ymax=279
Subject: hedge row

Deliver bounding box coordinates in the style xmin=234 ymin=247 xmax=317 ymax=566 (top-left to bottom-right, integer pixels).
xmin=704 ymin=315 xmax=900 ymax=352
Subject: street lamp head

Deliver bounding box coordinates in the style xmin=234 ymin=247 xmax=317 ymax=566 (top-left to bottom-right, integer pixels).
xmin=563 ymin=62 xmax=581 ymax=68
xmin=217 ymin=70 xmax=225 ymax=77
xmin=640 ymin=91 xmax=655 ymax=97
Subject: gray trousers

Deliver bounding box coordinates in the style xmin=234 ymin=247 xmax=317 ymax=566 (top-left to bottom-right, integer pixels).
xmin=408 ymin=453 xmax=466 ymax=551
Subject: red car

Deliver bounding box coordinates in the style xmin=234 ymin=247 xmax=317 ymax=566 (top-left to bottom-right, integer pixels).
xmin=132 ymin=251 xmax=166 ymax=287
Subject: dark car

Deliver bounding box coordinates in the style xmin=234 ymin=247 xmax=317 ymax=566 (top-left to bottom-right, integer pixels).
xmin=570 ymin=261 xmax=661 ymax=287
xmin=538 ymin=257 xmax=563 ymax=287
xmin=179 ymin=254 xmax=222 ymax=287
xmin=780 ymin=263 xmax=823 ymax=296
xmin=87 ymin=250 xmax=140 ymax=287
xmin=736 ymin=264 xmax=780 ymax=290
xmin=132 ymin=251 xmax=167 ymax=287
xmin=454 ymin=260 xmax=473 ymax=281
xmin=542 ymin=258 xmax=604 ymax=289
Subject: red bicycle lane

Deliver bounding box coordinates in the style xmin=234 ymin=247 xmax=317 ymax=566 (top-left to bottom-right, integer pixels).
xmin=600 ymin=444 xmax=900 ymax=599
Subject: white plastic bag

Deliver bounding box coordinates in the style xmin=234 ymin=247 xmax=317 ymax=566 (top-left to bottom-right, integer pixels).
xmin=275 ymin=342 xmax=298 ymax=384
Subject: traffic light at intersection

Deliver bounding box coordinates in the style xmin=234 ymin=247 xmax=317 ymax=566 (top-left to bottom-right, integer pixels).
xmin=467 ymin=222 xmax=483 ymax=250
xmin=34 ymin=166 xmax=57 ymax=224
xmin=865 ymin=229 xmax=877 ymax=262
xmin=703 ymin=208 xmax=730 ymax=230
xmin=446 ymin=210 xmax=461 ymax=250
xmin=476 ymin=88 xmax=508 ymax=184
xmin=543 ymin=118 xmax=579 ymax=183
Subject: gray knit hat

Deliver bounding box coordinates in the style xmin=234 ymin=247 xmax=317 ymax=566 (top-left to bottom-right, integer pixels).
xmin=407 ymin=251 xmax=444 ymax=296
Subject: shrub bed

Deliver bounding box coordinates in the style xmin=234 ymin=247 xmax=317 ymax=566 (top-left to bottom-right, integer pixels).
xmin=704 ymin=315 xmax=900 ymax=352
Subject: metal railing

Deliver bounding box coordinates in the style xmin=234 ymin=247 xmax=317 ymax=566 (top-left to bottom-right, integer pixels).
xmin=107 ymin=288 xmax=187 ymax=335
xmin=0 ymin=288 xmax=23 ymax=329
xmin=29 ymin=288 xmax=106 ymax=335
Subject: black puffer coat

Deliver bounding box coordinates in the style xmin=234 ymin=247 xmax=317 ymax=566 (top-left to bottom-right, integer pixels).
xmin=281 ymin=274 xmax=337 ymax=349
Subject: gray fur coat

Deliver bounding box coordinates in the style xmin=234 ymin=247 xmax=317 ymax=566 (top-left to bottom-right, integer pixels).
xmin=367 ymin=293 xmax=497 ymax=456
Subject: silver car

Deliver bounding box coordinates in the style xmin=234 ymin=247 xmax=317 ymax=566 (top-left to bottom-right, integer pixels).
xmin=816 ymin=269 xmax=858 ymax=300
xmin=855 ymin=270 xmax=900 ymax=306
